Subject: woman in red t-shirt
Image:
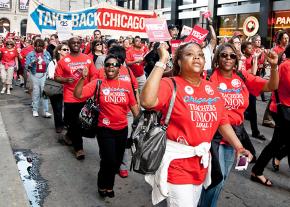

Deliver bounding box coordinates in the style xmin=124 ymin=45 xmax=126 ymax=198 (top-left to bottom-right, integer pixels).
xmin=0 ymin=39 xmax=18 ymax=95
xmin=74 ymin=54 xmax=139 ymax=198
xmin=141 ymin=42 xmax=252 ymax=207
xmin=252 ymin=44 xmax=290 ymax=185
xmin=199 ymin=43 xmax=278 ymax=207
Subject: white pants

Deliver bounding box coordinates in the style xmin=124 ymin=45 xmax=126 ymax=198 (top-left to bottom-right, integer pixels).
xmin=166 ymin=183 xmax=202 ymax=207
xmin=0 ymin=65 xmax=14 ymax=85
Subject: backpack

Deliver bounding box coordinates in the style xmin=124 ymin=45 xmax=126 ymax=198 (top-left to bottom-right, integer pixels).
xmin=130 ymin=78 xmax=177 ymax=174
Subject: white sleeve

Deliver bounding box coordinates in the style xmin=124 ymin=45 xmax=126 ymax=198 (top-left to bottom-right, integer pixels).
xmin=47 ymin=60 xmax=56 ymax=79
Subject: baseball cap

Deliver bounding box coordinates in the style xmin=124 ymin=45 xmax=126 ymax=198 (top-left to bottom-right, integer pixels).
xmin=168 ymin=24 xmax=179 ymax=30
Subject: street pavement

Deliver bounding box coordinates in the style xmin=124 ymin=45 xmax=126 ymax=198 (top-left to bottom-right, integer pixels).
xmin=0 ymin=84 xmax=290 ymax=207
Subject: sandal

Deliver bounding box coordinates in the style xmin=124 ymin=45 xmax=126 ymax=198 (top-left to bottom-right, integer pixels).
xmin=98 ymin=189 xmax=107 ymax=198
xmin=250 ymin=174 xmax=272 ymax=187
xmin=272 ymin=157 xmax=280 ymax=172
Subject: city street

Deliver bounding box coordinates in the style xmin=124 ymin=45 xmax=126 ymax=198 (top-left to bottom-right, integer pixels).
xmin=0 ymin=85 xmax=290 ymax=207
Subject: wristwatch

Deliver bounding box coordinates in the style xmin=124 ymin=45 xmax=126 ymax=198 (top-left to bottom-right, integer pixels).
xmin=155 ymin=61 xmax=166 ymax=70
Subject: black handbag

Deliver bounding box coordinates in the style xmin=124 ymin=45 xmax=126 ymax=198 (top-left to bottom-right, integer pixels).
xmin=79 ymin=80 xmax=102 ymax=137
xmin=130 ymin=78 xmax=177 ymax=174
xmin=43 ymin=78 xmax=63 ymax=96
xmin=274 ymin=90 xmax=290 ymax=121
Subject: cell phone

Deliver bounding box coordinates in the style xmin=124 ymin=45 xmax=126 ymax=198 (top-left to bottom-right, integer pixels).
xmin=235 ymin=155 xmax=249 ymax=171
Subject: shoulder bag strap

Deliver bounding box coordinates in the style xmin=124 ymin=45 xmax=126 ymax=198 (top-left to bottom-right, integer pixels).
xmin=274 ymin=90 xmax=280 ymax=105
xmin=126 ymin=66 xmax=137 ymax=100
xmin=164 ymin=78 xmax=177 ymax=126
xmin=93 ymin=80 xmax=102 ymax=105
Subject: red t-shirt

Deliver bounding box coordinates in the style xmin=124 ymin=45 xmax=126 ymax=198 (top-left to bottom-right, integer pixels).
xmin=209 ymin=69 xmax=267 ymax=126
xmin=273 ymin=45 xmax=285 ymax=55
xmin=244 ymin=56 xmax=253 ymax=71
xmin=151 ymin=76 xmax=229 ymax=185
xmin=94 ymin=65 xmax=138 ymax=90
xmin=55 ymin=53 xmax=97 ymax=103
xmin=0 ymin=47 xmax=18 ymax=67
xmin=20 ymin=45 xmax=34 ymax=67
xmin=81 ymin=79 xmax=136 ymax=130
xmin=270 ymin=59 xmax=290 ymax=113
xmin=126 ymin=47 xmax=145 ymax=77
xmin=84 ymin=43 xmax=91 ymax=54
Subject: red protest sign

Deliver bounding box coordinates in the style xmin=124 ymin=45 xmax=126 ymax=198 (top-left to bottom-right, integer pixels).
xmin=170 ymin=40 xmax=182 ymax=56
xmin=144 ymin=18 xmax=172 ymax=42
xmin=184 ymin=25 xmax=209 ymax=45
xmin=202 ymin=10 xmax=211 ymax=19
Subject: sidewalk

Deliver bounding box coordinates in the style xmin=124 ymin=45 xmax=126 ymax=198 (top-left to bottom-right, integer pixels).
xmin=0 ymin=112 xmax=30 ymax=207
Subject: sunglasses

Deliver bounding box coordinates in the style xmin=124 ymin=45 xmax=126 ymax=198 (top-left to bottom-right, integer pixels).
xmin=61 ymin=48 xmax=69 ymax=51
xmin=6 ymin=43 xmax=14 ymax=46
xmin=104 ymin=62 xmax=121 ymax=67
xmin=95 ymin=43 xmax=102 ymax=46
xmin=220 ymin=53 xmax=237 ymax=59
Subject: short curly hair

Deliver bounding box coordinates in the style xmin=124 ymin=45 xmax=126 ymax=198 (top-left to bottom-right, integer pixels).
xmin=172 ymin=42 xmax=203 ymax=76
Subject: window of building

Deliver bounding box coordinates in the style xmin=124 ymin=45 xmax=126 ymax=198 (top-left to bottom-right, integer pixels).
xmin=163 ymin=0 xmax=171 ymax=8
xmin=20 ymin=19 xmax=27 ymax=36
xmin=0 ymin=18 xmax=10 ymax=35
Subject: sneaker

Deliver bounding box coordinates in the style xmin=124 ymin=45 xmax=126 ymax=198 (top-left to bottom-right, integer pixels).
xmin=1 ymin=87 xmax=6 ymax=94
xmin=75 ymin=150 xmax=85 ymax=160
xmin=262 ymin=122 xmax=275 ymax=128
xmin=6 ymin=90 xmax=11 ymax=95
xmin=43 ymin=112 xmax=52 ymax=118
xmin=119 ymin=170 xmax=128 ymax=178
xmin=33 ymin=111 xmax=39 ymax=117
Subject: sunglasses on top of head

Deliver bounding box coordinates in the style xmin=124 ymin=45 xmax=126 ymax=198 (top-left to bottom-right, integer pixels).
xmin=220 ymin=53 xmax=237 ymax=59
xmin=104 ymin=62 xmax=121 ymax=67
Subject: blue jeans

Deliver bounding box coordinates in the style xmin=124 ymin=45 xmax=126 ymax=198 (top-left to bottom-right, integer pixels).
xmin=199 ymin=144 xmax=235 ymax=207
xmin=31 ymin=73 xmax=49 ymax=113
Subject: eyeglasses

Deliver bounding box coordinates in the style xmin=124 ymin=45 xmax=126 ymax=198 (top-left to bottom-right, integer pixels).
xmin=61 ymin=48 xmax=69 ymax=51
xmin=104 ymin=62 xmax=121 ymax=67
xmin=220 ymin=53 xmax=237 ymax=59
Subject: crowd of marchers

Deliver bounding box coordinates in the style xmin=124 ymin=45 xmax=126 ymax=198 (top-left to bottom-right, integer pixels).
xmin=0 ymin=19 xmax=289 ymax=207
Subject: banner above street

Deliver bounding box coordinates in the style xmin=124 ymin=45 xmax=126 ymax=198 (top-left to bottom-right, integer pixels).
xmin=27 ymin=0 xmax=157 ymax=37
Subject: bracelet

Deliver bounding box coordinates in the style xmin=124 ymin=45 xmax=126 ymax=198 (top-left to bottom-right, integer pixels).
xmin=155 ymin=61 xmax=166 ymax=70
xmin=236 ymin=147 xmax=245 ymax=153
xmin=270 ymin=66 xmax=278 ymax=71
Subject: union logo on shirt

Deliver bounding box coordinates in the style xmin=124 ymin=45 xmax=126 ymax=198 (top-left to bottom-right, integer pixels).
xmin=205 ymin=85 xmax=214 ymax=95
xmin=184 ymin=86 xmax=194 ymax=95
xmin=102 ymin=118 xmax=110 ymax=126
xmin=231 ymin=79 xmax=241 ymax=88
xmin=219 ymin=83 xmax=227 ymax=90
xmin=102 ymin=88 xmax=110 ymax=95
xmin=64 ymin=58 xmax=71 ymax=63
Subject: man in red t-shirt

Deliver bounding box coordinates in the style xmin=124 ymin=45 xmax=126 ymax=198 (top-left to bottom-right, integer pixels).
xmin=55 ymin=36 xmax=97 ymax=160
xmin=19 ymin=39 xmax=34 ymax=90
xmin=84 ymin=29 xmax=102 ymax=54
xmin=126 ymin=36 xmax=146 ymax=92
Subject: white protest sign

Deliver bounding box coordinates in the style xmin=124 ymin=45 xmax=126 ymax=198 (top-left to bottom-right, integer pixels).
xmin=180 ymin=25 xmax=193 ymax=37
xmin=56 ymin=20 xmax=73 ymax=41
